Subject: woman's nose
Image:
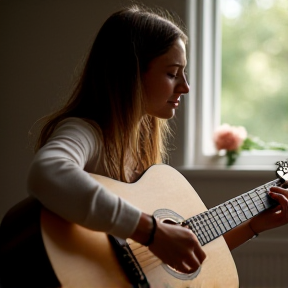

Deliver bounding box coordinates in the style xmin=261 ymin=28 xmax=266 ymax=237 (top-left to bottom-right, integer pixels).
xmin=179 ymin=76 xmax=190 ymax=94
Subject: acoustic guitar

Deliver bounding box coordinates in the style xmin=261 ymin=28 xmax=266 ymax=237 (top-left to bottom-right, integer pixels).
xmin=38 ymin=164 xmax=282 ymax=288
xmin=1 ymin=164 xmax=284 ymax=288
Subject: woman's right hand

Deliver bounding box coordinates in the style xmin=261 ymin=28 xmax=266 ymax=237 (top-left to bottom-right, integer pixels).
xmin=148 ymin=220 xmax=206 ymax=274
xmin=130 ymin=213 xmax=206 ymax=274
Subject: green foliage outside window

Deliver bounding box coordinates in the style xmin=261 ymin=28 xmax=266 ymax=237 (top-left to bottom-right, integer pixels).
xmin=221 ymin=0 xmax=288 ymax=146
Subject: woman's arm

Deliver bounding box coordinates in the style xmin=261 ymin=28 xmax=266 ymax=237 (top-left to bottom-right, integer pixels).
xmin=27 ymin=118 xmax=141 ymax=239
xmin=223 ymin=219 xmax=256 ymax=250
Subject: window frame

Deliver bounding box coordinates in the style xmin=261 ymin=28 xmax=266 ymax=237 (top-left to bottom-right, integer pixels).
xmin=174 ymin=0 xmax=288 ymax=171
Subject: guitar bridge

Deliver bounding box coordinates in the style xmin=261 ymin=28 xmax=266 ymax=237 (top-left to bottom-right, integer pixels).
xmin=108 ymin=235 xmax=150 ymax=288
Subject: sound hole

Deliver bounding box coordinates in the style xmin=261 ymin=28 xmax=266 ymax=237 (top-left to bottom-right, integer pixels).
xmin=153 ymin=208 xmax=202 ymax=281
xmin=162 ymin=219 xmax=177 ymax=225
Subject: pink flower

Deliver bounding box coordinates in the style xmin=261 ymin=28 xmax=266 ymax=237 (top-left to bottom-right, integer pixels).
xmin=214 ymin=124 xmax=247 ymax=151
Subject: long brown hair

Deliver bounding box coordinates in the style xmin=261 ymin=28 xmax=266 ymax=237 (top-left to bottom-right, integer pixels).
xmin=35 ymin=5 xmax=188 ymax=182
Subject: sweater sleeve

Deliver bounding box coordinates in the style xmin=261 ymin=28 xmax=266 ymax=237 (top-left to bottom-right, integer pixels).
xmin=27 ymin=118 xmax=141 ymax=239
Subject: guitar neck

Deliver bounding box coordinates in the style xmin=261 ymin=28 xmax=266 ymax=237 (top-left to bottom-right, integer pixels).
xmin=183 ymin=178 xmax=281 ymax=246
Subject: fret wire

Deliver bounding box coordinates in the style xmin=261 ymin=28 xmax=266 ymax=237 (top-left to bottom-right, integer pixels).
xmin=241 ymin=195 xmax=253 ymax=218
xmin=230 ymin=199 xmax=244 ymax=223
xmin=248 ymin=191 xmax=261 ymax=213
xmin=209 ymin=215 xmax=234 ymax=237
xmin=248 ymin=194 xmax=261 ymax=212
xmin=195 ymin=215 xmax=209 ymax=244
xmin=213 ymin=207 xmax=227 ymax=233
xmin=191 ymin=213 xmax=221 ymax=245
xmin=192 ymin=212 xmax=220 ymax=245
xmin=214 ymin=207 xmax=230 ymax=234
xmin=234 ymin=200 xmax=261 ymax=218
xmin=246 ymin=194 xmax=258 ymax=215
xmin=210 ymin=213 xmax=225 ymax=235
xmin=188 ymin=218 xmax=198 ymax=236
xmin=230 ymin=199 xmax=243 ymax=224
xmin=236 ymin=198 xmax=260 ymax=216
xmin=218 ymin=195 xmax=261 ymax=224
xmin=217 ymin=207 xmax=229 ymax=233
xmin=212 ymin=209 xmax=224 ymax=235
xmin=202 ymin=212 xmax=217 ymax=241
xmin=189 ymin=218 xmax=205 ymax=246
xmin=257 ymin=191 xmax=268 ymax=209
xmin=220 ymin=205 xmax=234 ymax=230
xmin=227 ymin=201 xmax=242 ymax=225
xmin=244 ymin=193 xmax=260 ymax=212
xmin=191 ymin=216 xmax=206 ymax=244
xmin=224 ymin=202 xmax=238 ymax=227
xmin=205 ymin=211 xmax=220 ymax=239
xmin=254 ymin=190 xmax=267 ymax=209
xmin=210 ymin=209 xmax=224 ymax=235
xmin=199 ymin=213 xmax=211 ymax=242
xmin=235 ymin=197 xmax=248 ymax=221
xmin=205 ymin=212 xmax=218 ymax=239
xmin=203 ymin=214 xmax=213 ymax=237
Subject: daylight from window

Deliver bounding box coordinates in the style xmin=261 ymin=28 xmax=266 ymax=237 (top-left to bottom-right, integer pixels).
xmin=221 ymin=0 xmax=288 ymax=145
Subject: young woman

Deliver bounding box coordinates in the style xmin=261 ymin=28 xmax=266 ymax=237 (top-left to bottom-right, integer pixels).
xmin=27 ymin=4 xmax=288 ymax=279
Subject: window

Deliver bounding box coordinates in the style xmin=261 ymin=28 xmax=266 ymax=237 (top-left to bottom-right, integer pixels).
xmin=173 ymin=0 xmax=288 ymax=170
xmin=221 ymin=0 xmax=288 ymax=145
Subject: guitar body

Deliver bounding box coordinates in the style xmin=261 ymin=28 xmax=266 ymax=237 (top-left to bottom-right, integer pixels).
xmin=41 ymin=165 xmax=239 ymax=288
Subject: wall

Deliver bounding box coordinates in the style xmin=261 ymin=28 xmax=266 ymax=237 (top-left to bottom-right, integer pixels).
xmin=1 ymin=1 xmax=287 ymax=287
xmin=0 ymin=0 xmax=187 ymax=220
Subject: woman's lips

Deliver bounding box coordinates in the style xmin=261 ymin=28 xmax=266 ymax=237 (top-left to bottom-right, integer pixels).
xmin=167 ymin=98 xmax=180 ymax=107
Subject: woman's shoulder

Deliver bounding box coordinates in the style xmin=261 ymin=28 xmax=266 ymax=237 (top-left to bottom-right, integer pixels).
xmin=47 ymin=117 xmax=105 ymax=169
xmin=54 ymin=117 xmax=103 ymax=139
xmin=56 ymin=117 xmax=100 ymax=129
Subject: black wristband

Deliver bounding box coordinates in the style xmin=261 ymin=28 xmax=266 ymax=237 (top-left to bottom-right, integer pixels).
xmin=144 ymin=215 xmax=157 ymax=247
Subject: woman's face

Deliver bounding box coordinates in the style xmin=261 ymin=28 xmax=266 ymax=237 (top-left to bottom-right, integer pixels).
xmin=142 ymin=38 xmax=189 ymax=119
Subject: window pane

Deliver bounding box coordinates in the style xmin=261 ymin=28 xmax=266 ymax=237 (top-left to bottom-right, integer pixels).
xmin=221 ymin=0 xmax=288 ymax=144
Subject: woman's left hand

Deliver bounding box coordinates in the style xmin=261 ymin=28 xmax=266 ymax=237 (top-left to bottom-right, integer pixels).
xmin=250 ymin=186 xmax=288 ymax=234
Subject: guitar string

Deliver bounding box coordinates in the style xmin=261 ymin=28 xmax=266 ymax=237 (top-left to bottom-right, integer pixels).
xmin=186 ymin=179 xmax=280 ymax=245
xmin=128 ymin=248 xmax=161 ymax=269
xmin=127 ymin=246 xmax=162 ymax=270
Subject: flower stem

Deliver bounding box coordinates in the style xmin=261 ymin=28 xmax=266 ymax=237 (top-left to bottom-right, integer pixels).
xmin=226 ymin=150 xmax=239 ymax=166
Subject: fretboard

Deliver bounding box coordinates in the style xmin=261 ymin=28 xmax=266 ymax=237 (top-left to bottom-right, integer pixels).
xmin=182 ymin=178 xmax=281 ymax=246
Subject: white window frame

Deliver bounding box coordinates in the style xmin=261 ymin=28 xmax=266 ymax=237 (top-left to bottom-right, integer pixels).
xmin=175 ymin=0 xmax=288 ymax=171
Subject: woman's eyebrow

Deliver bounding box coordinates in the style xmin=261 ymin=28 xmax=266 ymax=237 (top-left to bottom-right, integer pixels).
xmin=166 ymin=63 xmax=186 ymax=68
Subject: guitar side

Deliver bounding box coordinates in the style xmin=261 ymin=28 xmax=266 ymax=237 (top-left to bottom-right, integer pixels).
xmin=41 ymin=164 xmax=239 ymax=288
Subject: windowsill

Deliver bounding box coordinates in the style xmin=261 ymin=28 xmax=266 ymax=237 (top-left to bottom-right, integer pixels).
xmin=176 ymin=150 xmax=288 ymax=179
xmin=177 ymin=166 xmax=276 ymax=180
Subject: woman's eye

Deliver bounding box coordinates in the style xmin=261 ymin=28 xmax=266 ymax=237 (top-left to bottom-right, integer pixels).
xmin=168 ymin=73 xmax=177 ymax=78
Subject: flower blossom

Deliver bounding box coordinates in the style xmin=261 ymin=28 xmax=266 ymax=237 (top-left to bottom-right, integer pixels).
xmin=214 ymin=123 xmax=247 ymax=151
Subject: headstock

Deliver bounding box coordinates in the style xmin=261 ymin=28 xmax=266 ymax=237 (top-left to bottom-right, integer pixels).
xmin=275 ymin=160 xmax=288 ymax=182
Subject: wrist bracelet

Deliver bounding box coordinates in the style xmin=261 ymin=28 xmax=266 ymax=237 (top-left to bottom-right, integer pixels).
xmin=144 ymin=215 xmax=157 ymax=247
